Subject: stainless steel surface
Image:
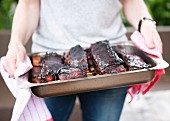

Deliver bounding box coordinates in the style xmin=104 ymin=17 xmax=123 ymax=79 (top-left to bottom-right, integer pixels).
xmin=31 ymin=71 xmax=155 ymax=98
xmin=23 ymin=42 xmax=158 ymax=98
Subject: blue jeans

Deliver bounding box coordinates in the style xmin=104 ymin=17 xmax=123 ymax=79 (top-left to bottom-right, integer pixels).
xmin=44 ymin=87 xmax=127 ymax=121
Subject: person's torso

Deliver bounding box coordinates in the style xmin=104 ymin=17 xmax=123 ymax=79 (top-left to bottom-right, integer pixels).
xmin=32 ymin=0 xmax=127 ymax=53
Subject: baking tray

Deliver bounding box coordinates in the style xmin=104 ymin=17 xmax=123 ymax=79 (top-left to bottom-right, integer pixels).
xmin=18 ymin=42 xmax=169 ymax=98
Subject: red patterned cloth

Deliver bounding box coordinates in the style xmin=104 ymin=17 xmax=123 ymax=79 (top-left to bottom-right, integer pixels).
xmin=128 ymin=31 xmax=165 ymax=102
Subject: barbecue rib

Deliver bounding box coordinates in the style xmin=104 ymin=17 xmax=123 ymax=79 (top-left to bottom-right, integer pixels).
xmin=32 ymin=55 xmax=44 ymax=66
xmin=60 ymin=45 xmax=88 ymax=80
xmin=41 ymin=52 xmax=65 ymax=82
xmin=85 ymin=48 xmax=98 ymax=76
xmin=66 ymin=45 xmax=88 ymax=72
xmin=31 ymin=52 xmax=64 ymax=82
xmin=31 ymin=47 xmax=88 ymax=83
xmin=90 ymin=40 xmax=126 ymax=74
xmin=112 ymin=46 xmax=152 ymax=71
xmin=58 ymin=66 xmax=86 ymax=80
xmin=31 ymin=66 xmax=46 ymax=83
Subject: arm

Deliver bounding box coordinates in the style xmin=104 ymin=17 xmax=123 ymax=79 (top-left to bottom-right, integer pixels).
xmin=3 ymin=0 xmax=40 ymax=78
xmin=121 ymin=0 xmax=162 ymax=53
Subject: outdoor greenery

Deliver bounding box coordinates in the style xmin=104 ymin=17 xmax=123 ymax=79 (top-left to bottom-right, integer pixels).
xmin=145 ymin=0 xmax=170 ymax=26
xmin=122 ymin=0 xmax=170 ymax=26
xmin=0 ymin=0 xmax=17 ymax=29
xmin=0 ymin=0 xmax=170 ymax=30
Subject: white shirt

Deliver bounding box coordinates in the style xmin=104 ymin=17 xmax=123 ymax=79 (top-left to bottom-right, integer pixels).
xmin=32 ymin=0 xmax=128 ymax=53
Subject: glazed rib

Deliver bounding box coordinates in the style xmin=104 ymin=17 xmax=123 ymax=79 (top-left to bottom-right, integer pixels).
xmin=58 ymin=66 xmax=86 ymax=80
xmin=90 ymin=40 xmax=126 ymax=74
xmin=112 ymin=46 xmax=152 ymax=71
xmin=66 ymin=45 xmax=88 ymax=72
xmin=31 ymin=52 xmax=64 ymax=82
xmin=60 ymin=45 xmax=88 ymax=80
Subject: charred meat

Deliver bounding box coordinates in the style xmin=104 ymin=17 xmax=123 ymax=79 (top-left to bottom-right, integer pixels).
xmin=66 ymin=45 xmax=88 ymax=73
xmin=31 ymin=52 xmax=64 ymax=83
xmin=85 ymin=48 xmax=98 ymax=76
xmin=31 ymin=66 xmax=46 ymax=83
xmin=30 ymin=41 xmax=153 ymax=83
xmin=112 ymin=46 xmax=152 ymax=71
xmin=58 ymin=66 xmax=86 ymax=80
xmin=32 ymin=55 xmax=44 ymax=66
xmin=90 ymin=40 xmax=126 ymax=74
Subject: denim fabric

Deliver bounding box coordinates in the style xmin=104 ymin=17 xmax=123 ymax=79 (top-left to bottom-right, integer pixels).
xmin=44 ymin=87 xmax=127 ymax=121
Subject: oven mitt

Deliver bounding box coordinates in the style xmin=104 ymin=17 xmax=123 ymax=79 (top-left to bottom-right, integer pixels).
xmin=0 ymin=56 xmax=53 ymax=121
xmin=128 ymin=31 xmax=165 ymax=102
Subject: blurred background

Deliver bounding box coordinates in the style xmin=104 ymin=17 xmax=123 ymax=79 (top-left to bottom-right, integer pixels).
xmin=0 ymin=0 xmax=170 ymax=121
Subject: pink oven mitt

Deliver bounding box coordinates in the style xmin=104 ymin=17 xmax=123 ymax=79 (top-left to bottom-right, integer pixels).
xmin=128 ymin=31 xmax=165 ymax=102
xmin=0 ymin=56 xmax=53 ymax=121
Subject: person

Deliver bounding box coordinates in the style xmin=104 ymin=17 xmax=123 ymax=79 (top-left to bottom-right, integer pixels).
xmin=3 ymin=0 xmax=162 ymax=121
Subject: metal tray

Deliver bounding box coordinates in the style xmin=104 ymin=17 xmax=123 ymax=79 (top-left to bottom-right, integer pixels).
xmin=18 ymin=42 xmax=168 ymax=98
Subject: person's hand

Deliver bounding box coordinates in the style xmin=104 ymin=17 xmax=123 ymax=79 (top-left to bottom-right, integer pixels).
xmin=140 ymin=20 xmax=163 ymax=54
xmin=2 ymin=42 xmax=26 ymax=78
